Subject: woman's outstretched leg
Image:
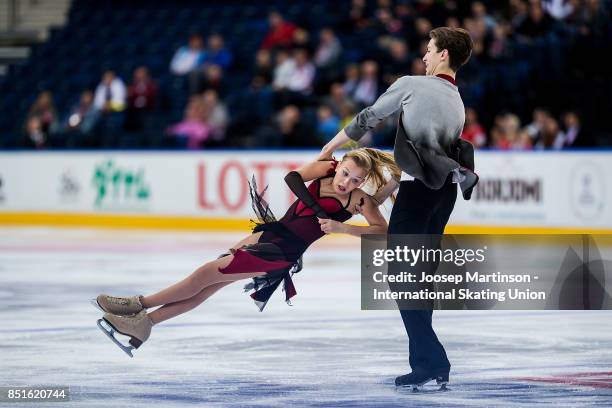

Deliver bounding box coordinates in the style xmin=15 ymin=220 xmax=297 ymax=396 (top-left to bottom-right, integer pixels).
xmin=98 ymin=256 xmax=266 ymax=354
xmin=141 ymin=232 xmax=264 ymax=308
xmin=147 ymin=281 xmax=231 ymax=325
xmin=141 ymin=255 xmax=265 ymax=308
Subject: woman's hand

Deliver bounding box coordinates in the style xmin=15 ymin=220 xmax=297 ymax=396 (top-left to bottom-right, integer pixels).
xmin=318 ymin=218 xmax=346 ymax=234
xmin=354 ymin=197 xmax=365 ymax=214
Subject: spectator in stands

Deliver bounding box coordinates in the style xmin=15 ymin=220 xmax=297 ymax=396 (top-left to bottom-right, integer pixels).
xmin=514 ymin=129 xmax=533 ymax=150
xmin=343 ymin=0 xmax=372 ymax=33
xmin=372 ymin=6 xmax=403 ymax=36
xmin=525 ymin=107 xmax=551 ymax=145
xmin=339 ymin=100 xmax=357 ymax=129
xmin=316 ymin=105 xmax=341 ymax=143
xmin=61 ymin=90 xmax=100 ymax=147
xmin=278 ymin=105 xmax=315 ymax=148
xmin=253 ymin=49 xmax=274 ymax=87
xmin=196 ymin=64 xmax=226 ymax=96
xmin=353 ymin=60 xmax=380 ymax=107
xmin=410 ymin=18 xmax=433 ymax=50
xmin=260 ymin=11 xmax=298 ymax=50
xmin=510 ymin=0 xmax=530 ymax=29
xmin=324 ymin=82 xmax=350 ymax=118
xmin=126 ymin=66 xmax=158 ymax=135
xmin=24 ymin=91 xmax=58 ymax=148
xmin=170 ymin=33 xmax=206 ymax=75
xmin=491 ymin=113 xmax=521 ymax=149
xmin=342 ymin=63 xmax=360 ymax=101
xmin=461 ymin=107 xmax=487 ymax=148
xmin=488 ymin=22 xmax=511 ymax=60
xmin=463 ymin=17 xmax=487 ymax=60
xmin=314 ymin=28 xmax=342 ymax=70
xmin=471 ymin=1 xmax=497 ymax=31
xmin=292 ymin=28 xmax=312 ymax=50
xmin=201 ymin=89 xmax=228 ymax=145
xmin=516 ymin=2 xmax=554 ymax=39
xmin=415 ymin=0 xmax=449 ymax=27
xmin=252 ymin=105 xmax=314 ymax=147
xmin=286 ymin=48 xmax=315 ymax=94
xmin=203 ymin=33 xmax=233 ymax=70
xmin=272 ymin=49 xmax=296 ymax=91
xmin=245 ymin=50 xmax=275 ymax=122
xmin=537 ymin=115 xmax=563 ymax=149
xmin=445 ymin=16 xmax=461 ymax=29
xmin=556 ymin=110 xmax=584 ymax=148
xmin=94 ymin=70 xmax=127 ymax=113
xmin=274 ymin=48 xmax=315 ymax=108
xmin=166 ymin=95 xmax=211 ymax=149
xmin=24 ymin=116 xmax=47 ymax=149
xmin=410 ymin=58 xmax=426 ymax=75
xmin=569 ymin=0 xmax=610 ymax=77
xmin=542 ymin=0 xmax=576 ymax=21
xmin=93 ymin=70 xmax=127 ymax=147
xmin=190 ymin=38 xmax=231 ymax=95
xmin=382 ymin=38 xmax=411 ymax=85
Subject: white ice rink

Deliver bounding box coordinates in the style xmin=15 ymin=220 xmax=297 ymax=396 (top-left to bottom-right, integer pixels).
xmin=1 ymin=227 xmax=611 ymax=407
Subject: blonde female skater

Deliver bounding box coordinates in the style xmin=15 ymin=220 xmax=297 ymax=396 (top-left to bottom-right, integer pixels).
xmin=94 ymin=148 xmax=400 ymax=357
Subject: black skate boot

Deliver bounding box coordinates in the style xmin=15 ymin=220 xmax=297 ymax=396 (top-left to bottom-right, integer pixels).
xmin=433 ymin=371 xmax=450 ymax=390
xmin=395 ymin=370 xmax=434 ymax=391
xmin=395 ymin=368 xmax=450 ymax=392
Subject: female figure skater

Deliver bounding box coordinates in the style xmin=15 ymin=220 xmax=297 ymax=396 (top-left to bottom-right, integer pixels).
xmin=94 ymin=148 xmax=400 ymax=357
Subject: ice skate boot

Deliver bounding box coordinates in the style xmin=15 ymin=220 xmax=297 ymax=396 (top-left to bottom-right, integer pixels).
xmin=395 ymin=371 xmax=435 ymax=391
xmin=97 ymin=310 xmax=152 ymax=357
xmin=434 ymin=372 xmax=449 ymax=388
xmin=91 ymin=294 xmax=144 ymax=315
xmin=395 ymin=368 xmax=450 ymax=392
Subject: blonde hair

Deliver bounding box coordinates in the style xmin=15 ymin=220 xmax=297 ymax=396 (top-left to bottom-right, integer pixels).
xmin=341 ymin=147 xmax=401 ymax=199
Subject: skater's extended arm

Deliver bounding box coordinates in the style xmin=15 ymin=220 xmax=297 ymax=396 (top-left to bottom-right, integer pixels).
xmin=285 ymin=161 xmax=335 ymax=219
xmin=371 ymin=178 xmax=400 ymax=206
xmin=320 ymin=76 xmax=411 ymax=160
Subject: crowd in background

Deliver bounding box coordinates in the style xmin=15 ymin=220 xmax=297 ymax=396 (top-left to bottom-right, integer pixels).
xmin=16 ymin=0 xmax=612 ymax=150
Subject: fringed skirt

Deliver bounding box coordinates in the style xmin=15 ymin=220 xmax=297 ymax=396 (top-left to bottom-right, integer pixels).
xmin=218 ymin=177 xmax=305 ymax=311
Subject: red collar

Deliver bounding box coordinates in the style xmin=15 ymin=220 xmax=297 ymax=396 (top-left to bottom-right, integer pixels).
xmin=436 ymin=74 xmax=456 ymax=85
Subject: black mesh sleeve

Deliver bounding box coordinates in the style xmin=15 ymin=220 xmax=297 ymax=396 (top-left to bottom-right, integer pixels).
xmin=284 ymin=171 xmax=329 ymax=219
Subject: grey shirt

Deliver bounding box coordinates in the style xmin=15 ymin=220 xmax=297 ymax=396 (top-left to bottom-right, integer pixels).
xmin=344 ymin=75 xmax=465 ymax=156
xmin=344 ymin=75 xmax=478 ymax=200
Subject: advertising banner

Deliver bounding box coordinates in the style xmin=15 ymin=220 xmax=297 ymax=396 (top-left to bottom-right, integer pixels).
xmin=0 ymin=151 xmax=610 ymax=229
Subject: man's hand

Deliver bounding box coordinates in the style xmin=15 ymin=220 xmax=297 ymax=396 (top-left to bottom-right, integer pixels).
xmin=318 ymin=218 xmax=346 ymax=234
xmin=318 ymin=129 xmax=351 ymax=160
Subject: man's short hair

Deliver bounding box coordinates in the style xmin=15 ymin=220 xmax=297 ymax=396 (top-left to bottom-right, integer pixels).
xmin=429 ymin=27 xmax=473 ymax=72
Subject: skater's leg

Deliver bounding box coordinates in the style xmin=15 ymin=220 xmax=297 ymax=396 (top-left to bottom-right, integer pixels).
xmin=141 ymin=232 xmax=265 ymax=308
xmin=399 ymin=309 xmax=450 ymax=371
xmin=389 ymin=180 xmax=452 ymax=377
xmin=147 ymin=281 xmax=231 ymax=324
xmin=417 ymin=178 xmax=455 ymax=372
xmin=142 ymin=256 xmax=265 ymax=308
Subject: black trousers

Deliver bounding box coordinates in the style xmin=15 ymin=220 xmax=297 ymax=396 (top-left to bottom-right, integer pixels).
xmin=388 ymin=176 xmax=457 ymax=374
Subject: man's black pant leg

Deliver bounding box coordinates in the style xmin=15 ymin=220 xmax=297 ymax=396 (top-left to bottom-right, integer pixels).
xmin=389 ymin=178 xmax=456 ymax=373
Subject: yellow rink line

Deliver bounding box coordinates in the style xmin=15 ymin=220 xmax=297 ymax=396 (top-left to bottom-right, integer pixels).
xmin=0 ymin=212 xmax=611 ymax=235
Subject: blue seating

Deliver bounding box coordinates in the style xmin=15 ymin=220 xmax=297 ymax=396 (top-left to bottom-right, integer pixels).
xmin=1 ymin=0 xmax=602 ymax=148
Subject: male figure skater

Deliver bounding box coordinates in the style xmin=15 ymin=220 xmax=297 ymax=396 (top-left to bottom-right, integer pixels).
xmin=320 ymin=27 xmax=478 ymax=389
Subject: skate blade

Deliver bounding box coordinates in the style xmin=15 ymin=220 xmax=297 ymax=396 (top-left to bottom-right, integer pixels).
xmin=396 ymin=379 xmax=449 ymax=394
xmin=90 ymin=298 xmax=104 ymax=312
xmin=397 ymin=384 xmax=450 ymax=394
xmin=96 ymin=318 xmax=135 ymax=358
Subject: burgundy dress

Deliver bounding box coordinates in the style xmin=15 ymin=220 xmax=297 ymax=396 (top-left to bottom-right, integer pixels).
xmin=219 ymin=163 xmax=354 ymax=311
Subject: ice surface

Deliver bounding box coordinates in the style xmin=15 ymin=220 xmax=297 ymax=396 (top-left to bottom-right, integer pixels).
xmin=0 ymin=227 xmax=611 ymax=407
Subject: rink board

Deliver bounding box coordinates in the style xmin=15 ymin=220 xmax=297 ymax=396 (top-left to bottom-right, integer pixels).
xmin=0 ymin=150 xmax=611 ymax=232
